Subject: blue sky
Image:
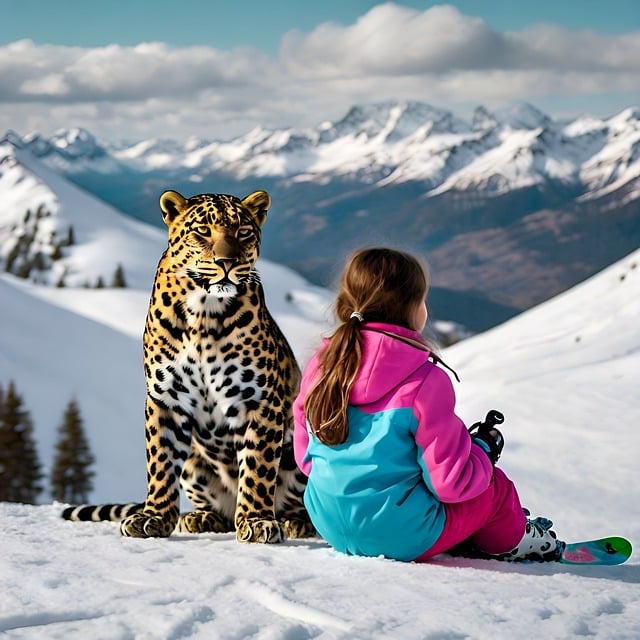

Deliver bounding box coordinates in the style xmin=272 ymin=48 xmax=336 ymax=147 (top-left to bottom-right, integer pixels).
xmin=3 ymin=0 xmax=638 ymax=48
xmin=1 ymin=1 xmax=639 ymax=141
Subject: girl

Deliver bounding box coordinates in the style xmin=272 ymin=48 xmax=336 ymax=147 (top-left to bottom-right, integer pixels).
xmin=293 ymin=247 xmax=563 ymax=563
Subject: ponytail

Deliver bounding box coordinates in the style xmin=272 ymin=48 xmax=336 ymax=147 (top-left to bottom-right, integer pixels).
xmin=304 ymin=318 xmax=362 ymax=445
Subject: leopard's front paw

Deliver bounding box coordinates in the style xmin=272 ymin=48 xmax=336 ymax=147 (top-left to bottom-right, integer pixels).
xmin=178 ymin=510 xmax=233 ymax=534
xmin=120 ymin=511 xmax=177 ymax=538
xmin=236 ymin=518 xmax=283 ymax=543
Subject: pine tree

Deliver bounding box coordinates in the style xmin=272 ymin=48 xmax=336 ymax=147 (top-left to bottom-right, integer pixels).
xmin=111 ymin=263 xmax=127 ymax=288
xmin=0 ymin=382 xmax=4 ymax=430
xmin=0 ymin=381 xmax=43 ymax=503
xmin=50 ymin=398 xmax=95 ymax=503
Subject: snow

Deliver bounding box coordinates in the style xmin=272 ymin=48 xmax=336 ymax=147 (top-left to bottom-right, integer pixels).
xmin=0 ymin=275 xmax=148 ymax=501
xmin=2 ymin=501 xmax=639 ymax=640
xmin=444 ymin=250 xmax=640 ymax=543
xmin=1 ymin=136 xmax=639 ymax=638
xmin=577 ymin=112 xmax=640 ymax=201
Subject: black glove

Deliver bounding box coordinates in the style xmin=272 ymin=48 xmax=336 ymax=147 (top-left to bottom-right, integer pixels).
xmin=468 ymin=409 xmax=505 ymax=465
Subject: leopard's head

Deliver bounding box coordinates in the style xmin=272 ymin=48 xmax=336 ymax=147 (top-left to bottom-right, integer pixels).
xmin=159 ymin=189 xmax=270 ymax=297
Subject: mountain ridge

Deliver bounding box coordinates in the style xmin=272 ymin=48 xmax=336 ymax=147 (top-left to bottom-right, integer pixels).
xmin=3 ymin=99 xmax=639 ymax=330
xmin=10 ymin=100 xmax=638 ymax=196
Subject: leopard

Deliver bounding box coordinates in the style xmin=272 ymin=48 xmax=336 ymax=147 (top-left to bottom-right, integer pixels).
xmin=62 ymin=189 xmax=314 ymax=543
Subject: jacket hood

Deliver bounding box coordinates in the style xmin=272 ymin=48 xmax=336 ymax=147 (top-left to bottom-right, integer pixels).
xmin=350 ymin=322 xmax=432 ymax=405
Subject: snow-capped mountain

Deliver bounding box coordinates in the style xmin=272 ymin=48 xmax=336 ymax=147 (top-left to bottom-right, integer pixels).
xmin=0 ymin=139 xmax=468 ymax=347
xmin=4 ymin=100 xmax=639 ymax=332
xmin=13 ymin=100 xmax=639 ymax=197
xmin=576 ymin=107 xmax=640 ymax=202
xmin=30 ymin=128 xmax=106 ymax=160
xmin=0 ymin=137 xmax=332 ymax=316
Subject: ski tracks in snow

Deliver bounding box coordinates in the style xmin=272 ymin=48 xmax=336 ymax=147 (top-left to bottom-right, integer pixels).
xmin=237 ymin=579 xmax=353 ymax=637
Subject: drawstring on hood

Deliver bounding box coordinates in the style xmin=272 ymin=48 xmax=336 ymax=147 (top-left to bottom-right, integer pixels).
xmin=348 ymin=323 xmax=433 ymax=405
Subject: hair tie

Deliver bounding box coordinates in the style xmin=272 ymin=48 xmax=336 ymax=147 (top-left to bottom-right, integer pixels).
xmin=349 ymin=311 xmax=364 ymax=322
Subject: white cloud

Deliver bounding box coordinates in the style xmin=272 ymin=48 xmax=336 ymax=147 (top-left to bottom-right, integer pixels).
xmin=0 ymin=40 xmax=277 ymax=103
xmin=280 ymin=4 xmax=640 ymax=76
xmin=0 ymin=3 xmax=638 ymax=141
xmin=280 ymin=4 xmax=510 ymax=76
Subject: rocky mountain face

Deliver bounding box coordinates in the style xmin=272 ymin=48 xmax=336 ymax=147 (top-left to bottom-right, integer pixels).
xmin=4 ymin=101 xmax=639 ymax=330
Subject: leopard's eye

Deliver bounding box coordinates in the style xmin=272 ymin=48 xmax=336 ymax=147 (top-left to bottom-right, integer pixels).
xmin=237 ymin=226 xmax=253 ymax=239
xmin=194 ymin=225 xmax=210 ymax=237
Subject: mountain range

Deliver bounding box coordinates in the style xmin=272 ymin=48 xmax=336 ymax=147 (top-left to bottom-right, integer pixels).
xmin=3 ymin=100 xmax=640 ymax=330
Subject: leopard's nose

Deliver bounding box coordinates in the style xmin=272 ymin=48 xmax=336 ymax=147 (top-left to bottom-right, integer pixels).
xmin=214 ymin=257 xmax=237 ymax=272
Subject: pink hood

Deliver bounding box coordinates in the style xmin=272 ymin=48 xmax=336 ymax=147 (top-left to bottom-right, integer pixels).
xmin=350 ymin=322 xmax=433 ymax=406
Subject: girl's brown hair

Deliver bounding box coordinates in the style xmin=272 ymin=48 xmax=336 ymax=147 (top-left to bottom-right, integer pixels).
xmin=304 ymin=247 xmax=430 ymax=445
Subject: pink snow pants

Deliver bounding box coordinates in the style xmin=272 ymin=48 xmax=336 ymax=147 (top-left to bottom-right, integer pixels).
xmin=414 ymin=467 xmax=527 ymax=561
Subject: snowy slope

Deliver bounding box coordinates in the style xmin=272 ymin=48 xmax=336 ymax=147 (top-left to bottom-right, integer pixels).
xmin=445 ymin=248 xmax=640 ymax=543
xmin=0 ymin=140 xmax=166 ymax=288
xmin=1 ymin=248 xmax=639 ymax=639
xmin=0 ymin=276 xmax=148 ymax=501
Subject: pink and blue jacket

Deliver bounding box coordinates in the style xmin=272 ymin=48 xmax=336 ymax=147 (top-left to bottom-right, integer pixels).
xmin=293 ymin=322 xmax=494 ymax=561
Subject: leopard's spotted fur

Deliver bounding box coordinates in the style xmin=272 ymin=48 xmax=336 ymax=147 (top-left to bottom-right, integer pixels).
xmin=62 ymin=189 xmax=313 ymax=543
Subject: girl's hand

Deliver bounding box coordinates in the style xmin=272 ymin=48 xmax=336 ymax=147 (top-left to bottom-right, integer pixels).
xmin=468 ymin=410 xmax=505 ymax=465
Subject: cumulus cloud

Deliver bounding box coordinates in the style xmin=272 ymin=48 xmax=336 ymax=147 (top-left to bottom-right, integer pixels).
xmin=280 ymin=3 xmax=640 ymax=75
xmin=280 ymin=4 xmax=511 ymax=75
xmin=1 ymin=3 xmax=638 ymax=140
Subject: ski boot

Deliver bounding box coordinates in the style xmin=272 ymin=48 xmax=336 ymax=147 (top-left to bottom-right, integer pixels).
xmin=499 ymin=509 xmax=566 ymax=562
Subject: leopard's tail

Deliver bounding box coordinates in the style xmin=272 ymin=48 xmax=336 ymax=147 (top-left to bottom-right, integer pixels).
xmin=61 ymin=503 xmax=144 ymax=522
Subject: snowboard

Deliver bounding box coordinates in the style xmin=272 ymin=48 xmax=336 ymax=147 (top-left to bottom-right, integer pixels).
xmin=447 ymin=536 xmax=632 ymax=565
xmin=559 ymin=536 xmax=632 ymax=566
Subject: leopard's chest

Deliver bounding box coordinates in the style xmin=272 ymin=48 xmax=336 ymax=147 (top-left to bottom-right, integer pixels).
xmin=147 ymin=291 xmax=272 ymax=431
xmin=172 ymin=340 xmax=264 ymax=427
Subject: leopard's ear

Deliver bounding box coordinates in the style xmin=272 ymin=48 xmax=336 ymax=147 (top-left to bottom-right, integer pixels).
xmin=241 ymin=190 xmax=271 ymax=227
xmin=160 ymin=190 xmax=188 ymax=225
